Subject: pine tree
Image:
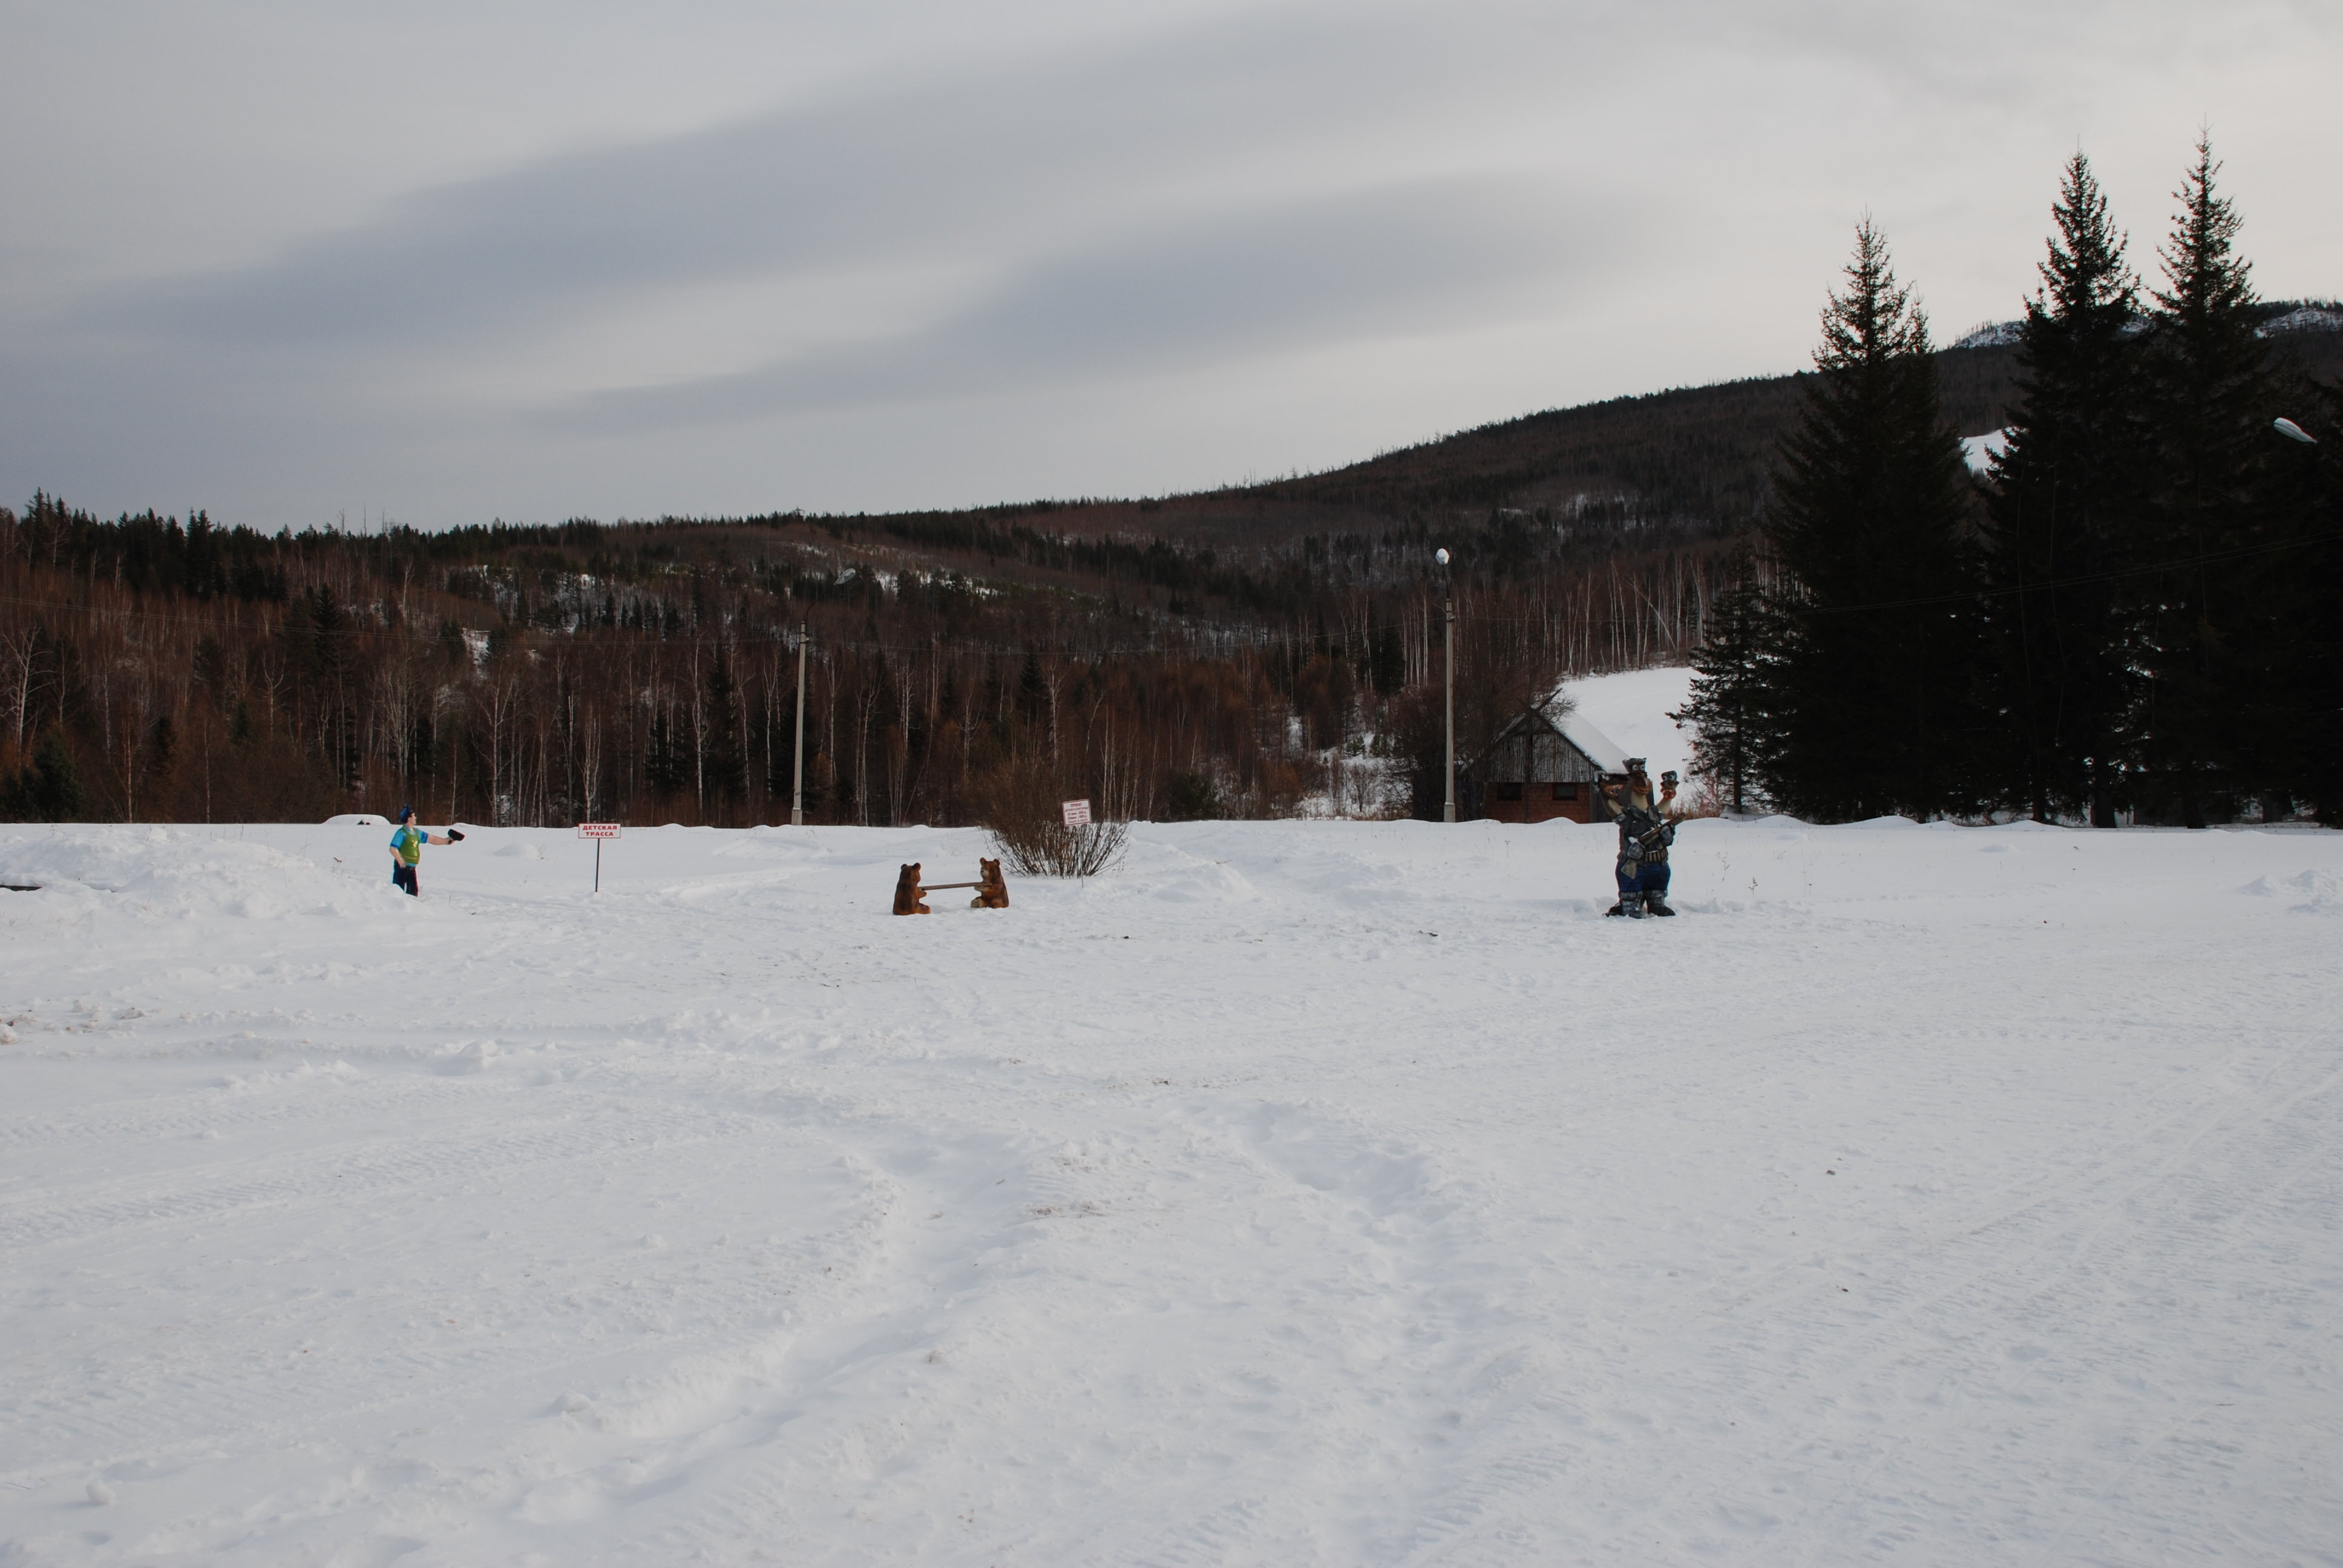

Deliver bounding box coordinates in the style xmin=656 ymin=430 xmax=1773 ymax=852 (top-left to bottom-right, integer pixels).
xmin=2280 ymin=379 xmax=2343 ymax=822
xmin=1673 ymin=555 xmax=1786 ymax=814
xmin=1981 ymin=151 xmax=2149 ymax=825
xmin=2 ymin=732 xmax=88 ymax=822
xmin=644 ymin=704 xmax=688 ymax=797
xmin=701 ymin=646 xmax=746 ymax=809
xmin=1017 ymin=648 xmax=1047 ymax=722
xmin=1763 ymin=221 xmax=1986 ymax=820
xmin=2137 ymin=137 xmax=2279 ymax=826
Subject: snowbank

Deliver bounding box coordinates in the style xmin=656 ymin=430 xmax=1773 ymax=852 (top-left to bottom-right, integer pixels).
xmin=4 ymin=816 xmax=2341 ymax=1564
xmin=0 ymin=825 xmax=399 ymax=921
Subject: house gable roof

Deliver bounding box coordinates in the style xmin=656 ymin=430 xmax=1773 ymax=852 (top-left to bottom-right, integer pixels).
xmin=1484 ymin=703 xmax=1631 ymax=776
xmin=1550 ymin=708 xmax=1630 ymax=774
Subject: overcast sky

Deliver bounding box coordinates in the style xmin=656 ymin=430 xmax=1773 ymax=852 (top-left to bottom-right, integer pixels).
xmin=2 ymin=1 xmax=2336 ymax=530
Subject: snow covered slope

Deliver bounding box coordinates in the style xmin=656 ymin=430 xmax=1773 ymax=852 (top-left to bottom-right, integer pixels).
xmin=4 ymin=817 xmax=2341 ymax=1564
xmin=1961 ymin=427 xmax=2012 ymax=474
xmin=1558 ymin=665 xmax=1695 ymax=782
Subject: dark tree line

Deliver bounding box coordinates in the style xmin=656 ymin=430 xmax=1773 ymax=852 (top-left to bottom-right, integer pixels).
xmin=1680 ymin=141 xmax=2342 ymax=825
xmin=0 ymin=487 xmax=1734 ymax=827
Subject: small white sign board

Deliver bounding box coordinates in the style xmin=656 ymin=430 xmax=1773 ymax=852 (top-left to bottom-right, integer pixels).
xmin=577 ymin=823 xmax=620 ymax=892
xmin=1061 ymin=799 xmax=1092 ymax=827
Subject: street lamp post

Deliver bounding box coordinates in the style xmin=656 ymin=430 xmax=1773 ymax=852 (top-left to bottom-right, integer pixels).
xmin=1437 ymin=548 xmax=1455 ymax=823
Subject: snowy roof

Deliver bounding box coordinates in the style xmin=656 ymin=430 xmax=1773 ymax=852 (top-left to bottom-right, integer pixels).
xmin=1488 ymin=673 xmax=1677 ymax=775
xmin=1549 ymin=707 xmax=1631 ymax=774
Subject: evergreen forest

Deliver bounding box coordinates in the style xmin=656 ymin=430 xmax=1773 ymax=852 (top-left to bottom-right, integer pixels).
xmin=1680 ymin=141 xmax=2343 ymax=827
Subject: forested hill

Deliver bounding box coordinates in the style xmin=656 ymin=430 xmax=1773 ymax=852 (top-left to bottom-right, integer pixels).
xmin=850 ymin=344 xmax=2031 ymax=558
xmin=889 ymin=305 xmax=2338 ymax=558
xmin=1230 ymin=303 xmax=2341 ymax=541
xmin=1237 ymin=343 xmax=2024 ymax=536
xmin=1 ymin=302 xmax=2336 ymax=830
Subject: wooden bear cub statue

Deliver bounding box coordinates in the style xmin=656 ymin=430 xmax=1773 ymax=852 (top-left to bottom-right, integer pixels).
xmin=971 ymin=857 xmax=1009 ymax=909
xmin=892 ymin=862 xmax=930 ymax=915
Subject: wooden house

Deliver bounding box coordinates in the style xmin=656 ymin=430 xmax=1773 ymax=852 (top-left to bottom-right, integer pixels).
xmin=1472 ymin=705 xmax=1631 ymax=824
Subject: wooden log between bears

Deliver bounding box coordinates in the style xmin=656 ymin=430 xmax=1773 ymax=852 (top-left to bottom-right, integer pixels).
xmin=893 ymin=860 xmax=1011 ymax=913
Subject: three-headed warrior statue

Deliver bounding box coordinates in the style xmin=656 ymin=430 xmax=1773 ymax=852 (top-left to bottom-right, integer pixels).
xmin=1601 ymin=760 xmax=1678 ymax=918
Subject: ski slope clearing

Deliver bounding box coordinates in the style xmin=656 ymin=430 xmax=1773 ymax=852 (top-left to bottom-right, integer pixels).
xmin=1558 ymin=665 xmax=1695 ymax=784
xmin=3 ymin=815 xmax=2340 ymax=1565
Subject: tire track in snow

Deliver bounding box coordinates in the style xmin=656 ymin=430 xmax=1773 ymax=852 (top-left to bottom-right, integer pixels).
xmin=1607 ymin=1024 xmax=2328 ymax=1344
xmin=1395 ymin=1435 xmax=1582 ymax=1567
xmin=0 ymin=1071 xmax=479 ymax=1159
xmin=1125 ymin=1495 xmax=1277 ymax=1567
xmin=2025 ymin=1256 xmax=2343 ymax=1566
xmin=8 ymin=1126 xmax=897 ymax=1473
xmin=1110 ymin=1097 xmax=1542 ymax=1566
xmin=1757 ymin=1040 xmax=2343 ymax=1567
xmin=475 ymin=1127 xmax=1058 ymax=1564
xmin=0 ymin=1096 xmax=770 ymax=1250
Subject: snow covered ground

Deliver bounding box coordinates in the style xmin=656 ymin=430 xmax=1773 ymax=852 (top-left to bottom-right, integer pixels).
xmin=5 ymin=808 xmax=2342 ymax=1564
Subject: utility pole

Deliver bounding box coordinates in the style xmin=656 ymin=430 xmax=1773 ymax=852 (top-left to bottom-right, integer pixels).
xmin=1438 ymin=549 xmax=1455 ymax=823
xmin=790 ymin=621 xmax=808 ymax=827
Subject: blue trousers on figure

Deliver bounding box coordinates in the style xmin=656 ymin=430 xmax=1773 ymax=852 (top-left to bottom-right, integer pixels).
xmin=1615 ymin=860 xmax=1670 ymax=903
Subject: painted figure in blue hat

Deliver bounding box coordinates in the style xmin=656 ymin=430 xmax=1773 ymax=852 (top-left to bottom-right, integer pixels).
xmin=387 ymin=805 xmax=464 ymax=896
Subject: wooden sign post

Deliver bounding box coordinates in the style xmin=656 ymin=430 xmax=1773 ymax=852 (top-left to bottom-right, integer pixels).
xmin=576 ymin=822 xmax=622 ymax=891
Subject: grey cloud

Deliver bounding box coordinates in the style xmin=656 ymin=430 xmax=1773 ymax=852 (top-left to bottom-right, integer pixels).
xmin=17 ymin=0 xmax=2334 ymax=530
xmin=551 ymin=175 xmax=1610 ymax=431
xmin=97 ymin=7 xmax=1509 ymax=353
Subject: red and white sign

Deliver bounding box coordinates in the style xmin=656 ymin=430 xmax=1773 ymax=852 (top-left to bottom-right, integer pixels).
xmin=1060 ymin=799 xmax=1092 ymax=827
xmin=576 ymin=822 xmax=623 ymax=838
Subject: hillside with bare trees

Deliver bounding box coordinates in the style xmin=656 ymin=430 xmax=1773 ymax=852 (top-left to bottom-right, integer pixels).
xmin=7 ymin=316 xmax=2335 ymax=829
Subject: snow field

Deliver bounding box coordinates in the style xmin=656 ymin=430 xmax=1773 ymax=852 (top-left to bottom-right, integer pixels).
xmin=2 ymin=811 xmax=2341 ymax=1564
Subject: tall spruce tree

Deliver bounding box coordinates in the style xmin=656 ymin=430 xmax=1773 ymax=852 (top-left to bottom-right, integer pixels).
xmin=1762 ymin=221 xmax=1985 ymax=820
xmin=1981 ymin=152 xmax=2149 ymax=825
xmin=2279 ymin=379 xmax=2343 ymax=822
xmin=701 ymin=645 xmax=746 ymax=808
xmin=2137 ymin=137 xmax=2279 ymax=826
xmin=1674 ymin=553 xmax=1786 ymax=815
xmin=1 ymin=731 xmax=87 ymax=822
xmin=644 ymin=704 xmax=688 ymax=797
